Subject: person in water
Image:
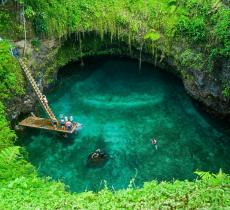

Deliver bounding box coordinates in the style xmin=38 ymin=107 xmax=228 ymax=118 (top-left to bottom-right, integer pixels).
xmin=87 ymin=149 xmax=108 ymax=167
xmin=91 ymin=149 xmax=106 ymax=159
xmin=151 ymin=138 xmax=158 ymax=150
xmin=96 ymin=149 xmax=101 ymax=153
xmin=91 ymin=149 xmax=100 ymax=159
xmin=91 ymin=152 xmax=99 ymax=159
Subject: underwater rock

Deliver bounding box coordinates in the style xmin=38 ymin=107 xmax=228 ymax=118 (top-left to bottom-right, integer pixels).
xmin=87 ymin=150 xmax=109 ymax=168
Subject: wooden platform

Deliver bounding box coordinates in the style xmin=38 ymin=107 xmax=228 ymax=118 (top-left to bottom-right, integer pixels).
xmin=19 ymin=116 xmax=77 ymax=134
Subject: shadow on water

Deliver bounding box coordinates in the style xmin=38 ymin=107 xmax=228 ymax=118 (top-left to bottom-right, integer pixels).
xmin=191 ymin=99 xmax=230 ymax=137
xmin=17 ymin=57 xmax=230 ymax=192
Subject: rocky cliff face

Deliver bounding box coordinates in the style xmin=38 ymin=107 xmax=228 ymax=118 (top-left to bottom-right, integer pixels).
xmin=7 ymin=39 xmax=57 ymax=121
xmin=183 ymin=63 xmax=230 ymax=119
xmin=8 ymin=34 xmax=230 ymax=123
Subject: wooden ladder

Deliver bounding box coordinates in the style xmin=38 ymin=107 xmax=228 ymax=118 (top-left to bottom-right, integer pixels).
xmin=18 ymin=58 xmax=58 ymax=123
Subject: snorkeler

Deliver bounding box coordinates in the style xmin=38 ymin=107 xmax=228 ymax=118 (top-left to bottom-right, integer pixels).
xmin=91 ymin=149 xmax=106 ymax=159
xmin=87 ymin=149 xmax=108 ymax=167
xmin=91 ymin=152 xmax=99 ymax=159
xmin=95 ymin=149 xmax=101 ymax=153
xmin=151 ymin=138 xmax=158 ymax=150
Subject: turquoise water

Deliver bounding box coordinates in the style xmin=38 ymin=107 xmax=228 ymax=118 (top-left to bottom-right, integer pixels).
xmin=19 ymin=57 xmax=230 ymax=192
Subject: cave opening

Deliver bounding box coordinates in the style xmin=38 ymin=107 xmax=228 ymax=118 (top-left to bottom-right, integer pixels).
xmin=18 ymin=56 xmax=230 ymax=192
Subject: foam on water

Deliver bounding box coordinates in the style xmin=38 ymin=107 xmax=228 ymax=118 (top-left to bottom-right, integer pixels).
xmin=18 ymin=57 xmax=230 ymax=192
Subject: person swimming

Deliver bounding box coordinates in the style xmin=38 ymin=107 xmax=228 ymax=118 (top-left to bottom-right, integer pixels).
xmin=91 ymin=149 xmax=105 ymax=159
xmin=87 ymin=149 xmax=108 ymax=167
xmin=151 ymin=138 xmax=158 ymax=150
xmin=91 ymin=152 xmax=99 ymax=159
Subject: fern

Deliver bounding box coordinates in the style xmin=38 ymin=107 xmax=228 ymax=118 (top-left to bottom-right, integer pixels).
xmin=0 ymin=146 xmax=34 ymax=183
xmin=0 ymin=146 xmax=20 ymax=163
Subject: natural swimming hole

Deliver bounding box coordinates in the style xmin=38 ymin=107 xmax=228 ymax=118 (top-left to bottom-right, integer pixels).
xmin=19 ymin=57 xmax=230 ymax=192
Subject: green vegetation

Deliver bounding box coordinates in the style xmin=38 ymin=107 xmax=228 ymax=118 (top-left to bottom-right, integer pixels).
xmin=222 ymin=81 xmax=230 ymax=97
xmin=0 ymin=7 xmax=23 ymax=40
xmin=0 ymin=148 xmax=229 ymax=210
xmin=1 ymin=0 xmax=225 ymax=59
xmin=180 ymin=49 xmax=205 ymax=72
xmin=0 ymin=102 xmax=16 ymax=150
xmin=0 ymin=0 xmax=229 ymax=208
xmin=0 ymin=40 xmax=25 ymax=100
xmin=23 ymin=0 xmax=229 ymax=56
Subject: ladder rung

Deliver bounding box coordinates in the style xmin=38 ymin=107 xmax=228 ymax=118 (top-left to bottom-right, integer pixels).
xmin=20 ymin=60 xmax=57 ymax=122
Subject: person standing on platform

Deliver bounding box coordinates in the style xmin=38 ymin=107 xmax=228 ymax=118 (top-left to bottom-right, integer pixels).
xmin=65 ymin=121 xmax=73 ymax=131
xmin=60 ymin=118 xmax=65 ymax=130
xmin=64 ymin=116 xmax=68 ymax=122
xmin=70 ymin=115 xmax=73 ymax=123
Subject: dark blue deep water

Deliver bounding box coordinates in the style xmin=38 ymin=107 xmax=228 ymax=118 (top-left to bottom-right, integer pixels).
xmin=20 ymin=57 xmax=230 ymax=192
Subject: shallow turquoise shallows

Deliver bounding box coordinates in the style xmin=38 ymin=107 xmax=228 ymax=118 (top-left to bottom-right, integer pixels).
xmin=19 ymin=57 xmax=230 ymax=192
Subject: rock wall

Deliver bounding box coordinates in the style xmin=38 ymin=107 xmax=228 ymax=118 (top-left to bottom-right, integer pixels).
xmin=7 ymin=39 xmax=57 ymax=121
xmin=8 ymin=34 xmax=230 ymax=123
xmin=183 ymin=67 xmax=230 ymax=118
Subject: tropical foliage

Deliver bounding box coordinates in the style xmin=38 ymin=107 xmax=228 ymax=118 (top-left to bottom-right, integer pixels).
xmin=20 ymin=0 xmax=229 ymax=56
xmin=0 ymin=102 xmax=16 ymax=151
xmin=0 ymin=0 xmax=229 ymax=209
xmin=0 ymin=150 xmax=229 ymax=210
xmin=0 ymin=40 xmax=25 ymax=100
